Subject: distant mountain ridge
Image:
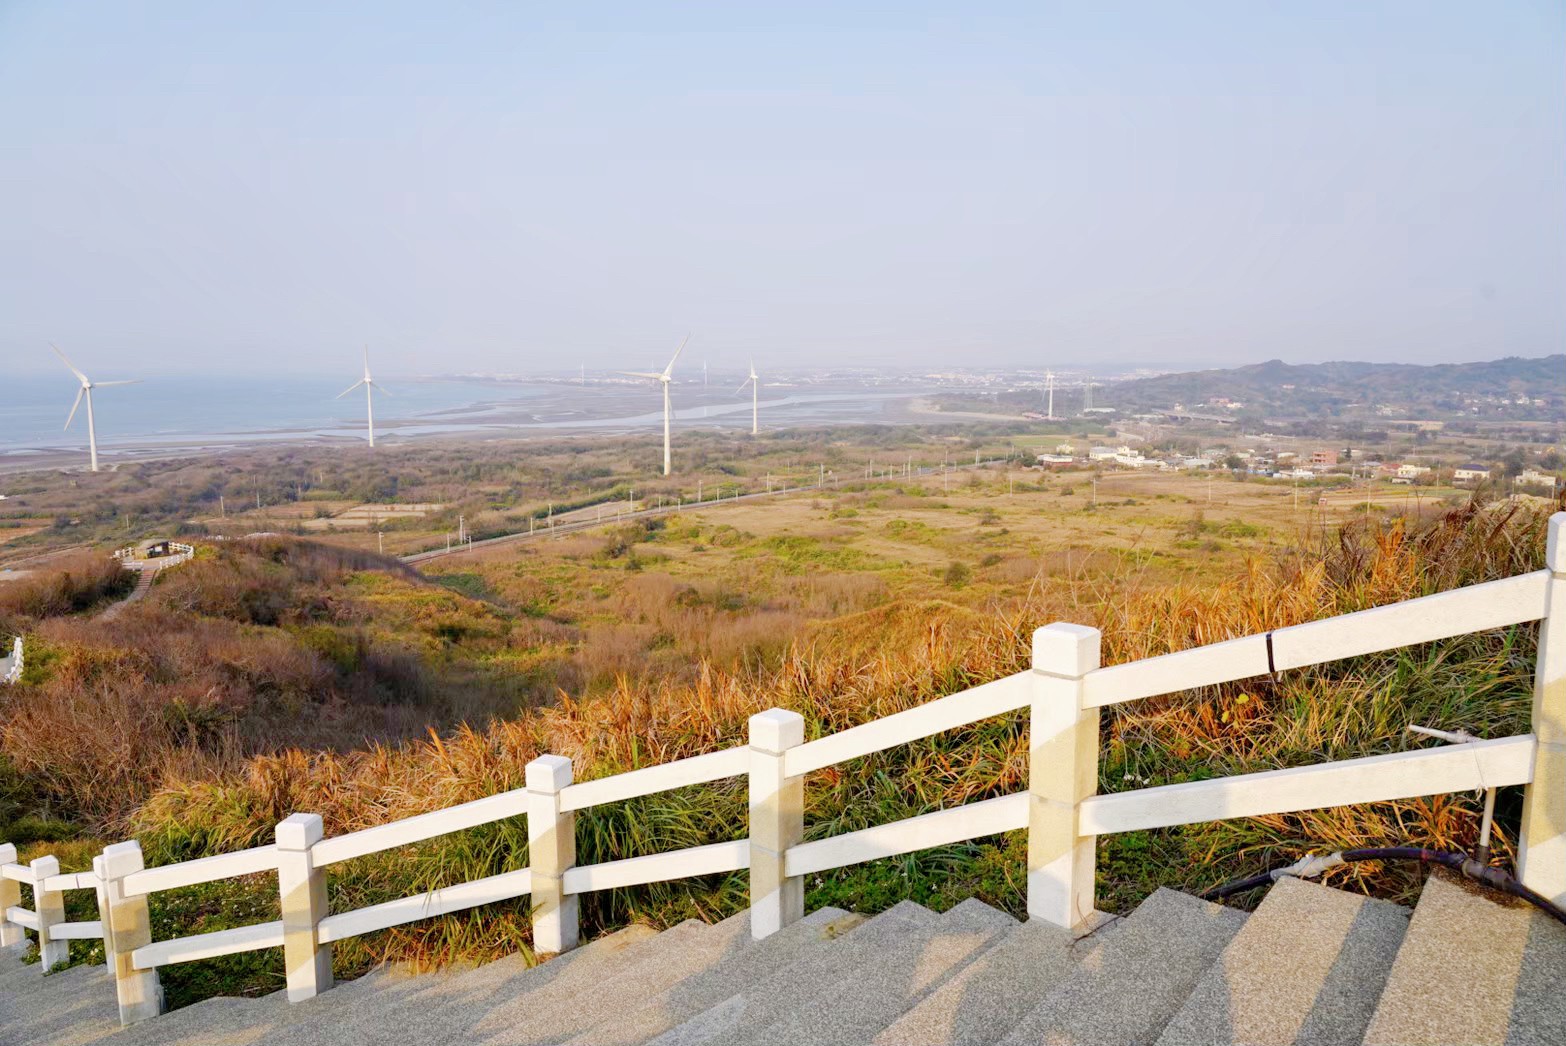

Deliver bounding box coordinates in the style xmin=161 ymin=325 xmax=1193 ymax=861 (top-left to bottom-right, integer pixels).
xmin=1109 ymin=354 xmax=1564 ymax=419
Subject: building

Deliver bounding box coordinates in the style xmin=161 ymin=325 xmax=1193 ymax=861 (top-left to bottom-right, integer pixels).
xmin=1310 ymin=449 xmax=1339 ymax=468
xmin=1518 ymin=469 xmax=1559 ymax=491
xmin=1454 ymin=465 xmax=1492 ymax=485
xmin=1396 ymin=464 xmax=1432 ymax=480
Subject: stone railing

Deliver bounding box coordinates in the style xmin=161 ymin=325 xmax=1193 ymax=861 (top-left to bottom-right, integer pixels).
xmin=0 ymin=636 xmax=21 ymax=684
xmin=5 ymin=514 xmax=1566 ymax=1028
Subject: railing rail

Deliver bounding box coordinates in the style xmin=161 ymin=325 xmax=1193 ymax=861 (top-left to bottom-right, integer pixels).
xmin=7 ymin=512 xmax=1566 ymax=1031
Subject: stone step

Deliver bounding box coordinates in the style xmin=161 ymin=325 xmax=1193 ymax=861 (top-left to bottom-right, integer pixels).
xmin=1362 ymin=869 xmax=1566 ymax=1046
xmin=464 ymin=916 xmax=753 ymax=1046
xmin=645 ymin=900 xmax=940 ymax=1046
xmin=995 ymin=887 xmax=1248 ymax=1046
xmin=872 ymin=911 xmax=1121 ymax=1046
xmin=565 ymin=906 xmax=859 ymax=1046
xmin=287 ymin=920 xmax=682 ymax=1046
xmin=1155 ymin=876 xmax=1409 ymax=1046
xmin=725 ymin=899 xmax=1020 ymax=1046
xmin=0 ymin=964 xmax=120 ymax=1046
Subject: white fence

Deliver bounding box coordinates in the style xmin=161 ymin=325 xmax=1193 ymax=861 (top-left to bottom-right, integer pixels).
xmin=0 ymin=636 xmax=20 ymax=684
xmin=114 ymin=542 xmax=196 ymax=570
xmin=5 ymin=513 xmax=1566 ymax=1029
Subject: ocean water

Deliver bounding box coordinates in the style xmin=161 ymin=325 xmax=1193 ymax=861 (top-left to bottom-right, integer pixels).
xmin=0 ymin=372 xmax=930 ymax=458
xmin=0 ymin=375 xmax=547 ymax=453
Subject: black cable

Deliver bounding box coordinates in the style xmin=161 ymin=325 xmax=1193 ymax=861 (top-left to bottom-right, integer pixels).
xmin=1201 ymin=847 xmax=1566 ymax=929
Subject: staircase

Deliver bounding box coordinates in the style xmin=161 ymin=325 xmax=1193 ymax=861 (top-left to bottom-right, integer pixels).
xmin=4 ymin=869 xmax=1562 ymax=1046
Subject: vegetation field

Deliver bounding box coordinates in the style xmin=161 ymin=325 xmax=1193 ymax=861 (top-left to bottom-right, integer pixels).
xmin=0 ymin=431 xmax=1554 ymax=1011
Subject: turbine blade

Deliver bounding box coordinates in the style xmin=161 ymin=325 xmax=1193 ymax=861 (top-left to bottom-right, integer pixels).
xmin=662 ymin=333 xmax=689 ymax=379
xmin=50 ymin=343 xmax=89 ymax=384
xmin=92 ymin=379 xmax=143 ymax=388
xmin=64 ymin=387 xmax=84 ymax=430
xmin=371 ymin=381 xmax=393 ymax=396
xmin=363 ymin=345 xmax=372 ymax=381
xmin=737 ymin=378 xmax=751 ymax=393
xmin=618 ymin=371 xmax=664 ymax=380
xmin=337 ymin=380 xmax=366 ymax=399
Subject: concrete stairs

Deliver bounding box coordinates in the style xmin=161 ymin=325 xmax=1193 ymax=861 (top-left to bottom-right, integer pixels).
xmin=99 ymin=567 xmax=158 ymax=622
xmin=4 ymin=870 xmax=1564 ymax=1046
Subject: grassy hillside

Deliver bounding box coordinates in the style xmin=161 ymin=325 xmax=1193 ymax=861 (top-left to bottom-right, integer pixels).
xmin=1 ymin=488 xmax=1555 ymax=1008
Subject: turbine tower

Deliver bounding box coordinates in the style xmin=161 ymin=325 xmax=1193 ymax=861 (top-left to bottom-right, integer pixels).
xmin=737 ymin=359 xmax=760 ymax=436
xmin=1045 ymin=371 xmax=1056 ymax=420
xmin=621 ymin=335 xmax=688 ymax=475
xmin=51 ymin=344 xmax=141 ymax=472
xmin=337 ymin=346 xmax=391 ymax=447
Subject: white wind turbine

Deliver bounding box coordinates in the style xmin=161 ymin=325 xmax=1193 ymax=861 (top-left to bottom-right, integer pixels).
xmin=337 ymin=346 xmax=392 ymax=447
xmin=737 ymin=359 xmax=760 ymax=436
xmin=51 ymin=344 xmax=141 ymax=472
xmin=621 ymin=335 xmax=689 ymax=475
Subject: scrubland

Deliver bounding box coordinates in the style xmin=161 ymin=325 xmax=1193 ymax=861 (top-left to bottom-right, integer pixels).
xmin=0 ymin=463 xmax=1553 ymax=1009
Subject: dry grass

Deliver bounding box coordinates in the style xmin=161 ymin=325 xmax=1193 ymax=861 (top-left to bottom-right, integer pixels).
xmin=4 ymin=494 xmax=1557 ymax=1002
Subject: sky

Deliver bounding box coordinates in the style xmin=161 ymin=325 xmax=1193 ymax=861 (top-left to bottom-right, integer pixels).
xmin=1 ymin=2 xmax=1561 ymax=378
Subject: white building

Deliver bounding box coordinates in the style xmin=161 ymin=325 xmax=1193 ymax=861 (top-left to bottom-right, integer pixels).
xmin=1454 ymin=465 xmax=1492 ymax=485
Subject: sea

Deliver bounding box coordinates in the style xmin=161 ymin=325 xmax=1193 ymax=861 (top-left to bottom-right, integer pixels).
xmin=0 ymin=375 xmax=548 ymax=454
xmin=0 ymin=373 xmax=930 ymax=460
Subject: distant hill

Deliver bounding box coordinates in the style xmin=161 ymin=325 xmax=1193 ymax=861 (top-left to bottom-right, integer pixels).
xmin=1107 ymin=354 xmax=1564 ymax=421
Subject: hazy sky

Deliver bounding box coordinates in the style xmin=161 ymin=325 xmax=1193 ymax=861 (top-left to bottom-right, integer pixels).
xmin=1 ymin=2 xmax=1561 ymax=377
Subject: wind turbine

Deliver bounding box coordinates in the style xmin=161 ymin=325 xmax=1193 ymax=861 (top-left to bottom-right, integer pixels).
xmin=337 ymin=346 xmax=391 ymax=447
xmin=737 ymin=359 xmax=760 ymax=436
xmin=621 ymin=335 xmax=688 ymax=475
xmin=51 ymin=344 xmax=141 ymax=472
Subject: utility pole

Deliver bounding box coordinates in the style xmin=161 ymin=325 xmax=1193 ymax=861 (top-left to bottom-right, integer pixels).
xmin=819 ymin=463 xmax=824 ymax=488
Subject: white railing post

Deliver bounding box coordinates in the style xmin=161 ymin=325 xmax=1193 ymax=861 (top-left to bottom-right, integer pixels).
xmin=1027 ymin=622 xmax=1102 ymax=930
xmin=91 ymin=855 xmax=115 ymax=960
xmin=749 ymin=708 xmax=805 ymax=940
xmin=277 ymin=813 xmax=332 ymax=1001
xmin=526 ymin=755 xmax=578 ymax=954
xmin=29 ymin=855 xmax=68 ymax=969
xmin=99 ymin=841 xmax=162 ymax=1026
xmin=1520 ymin=511 xmax=1566 ymax=904
xmin=0 ymin=843 xmax=22 ymax=947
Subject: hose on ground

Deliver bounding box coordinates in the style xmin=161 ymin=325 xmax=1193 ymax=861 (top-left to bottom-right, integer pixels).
xmin=1199 ymin=846 xmax=1566 ymax=929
